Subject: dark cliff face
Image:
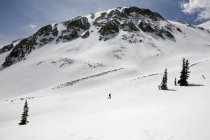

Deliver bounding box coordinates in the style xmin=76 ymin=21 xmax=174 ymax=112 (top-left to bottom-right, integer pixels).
xmin=0 ymin=44 xmax=14 ymax=55
xmin=94 ymin=6 xmax=180 ymax=41
xmin=138 ymin=21 xmax=175 ymax=39
xmin=1 ymin=16 xmax=91 ymax=68
xmin=2 ymin=38 xmax=37 ymax=67
xmin=65 ymin=16 xmax=90 ymax=30
xmin=0 ymin=6 xmax=181 ymax=68
xmin=57 ymin=16 xmax=90 ymax=42
xmin=122 ymin=7 xmax=164 ymax=21
xmin=98 ymin=20 xmax=120 ymax=41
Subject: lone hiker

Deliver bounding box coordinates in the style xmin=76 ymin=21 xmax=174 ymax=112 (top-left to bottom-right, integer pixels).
xmin=108 ymin=93 xmax=111 ymax=99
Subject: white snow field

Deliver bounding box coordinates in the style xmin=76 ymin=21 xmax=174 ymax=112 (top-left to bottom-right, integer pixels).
xmin=1 ymin=11 xmax=210 ymax=140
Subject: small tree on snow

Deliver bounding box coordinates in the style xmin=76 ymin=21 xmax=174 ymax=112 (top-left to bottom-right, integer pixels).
xmin=160 ymin=69 xmax=168 ymax=90
xmin=19 ymin=100 xmax=29 ymax=125
xmin=174 ymin=78 xmax=177 ymax=86
xmin=178 ymin=58 xmax=190 ymax=86
xmin=185 ymin=60 xmax=190 ymax=81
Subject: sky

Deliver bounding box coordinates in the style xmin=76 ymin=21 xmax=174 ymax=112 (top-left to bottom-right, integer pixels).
xmin=0 ymin=0 xmax=210 ymax=46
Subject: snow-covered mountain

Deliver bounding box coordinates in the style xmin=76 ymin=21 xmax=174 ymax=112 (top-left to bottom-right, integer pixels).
xmin=1 ymin=7 xmax=180 ymax=68
xmin=0 ymin=6 xmax=210 ymax=97
xmin=0 ymin=6 xmax=210 ymax=140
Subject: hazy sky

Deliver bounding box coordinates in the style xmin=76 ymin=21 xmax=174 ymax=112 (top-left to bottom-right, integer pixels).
xmin=0 ymin=0 xmax=209 ymax=46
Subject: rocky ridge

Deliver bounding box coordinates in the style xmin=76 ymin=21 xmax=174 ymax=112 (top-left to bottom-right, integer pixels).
xmin=0 ymin=6 xmax=182 ymax=68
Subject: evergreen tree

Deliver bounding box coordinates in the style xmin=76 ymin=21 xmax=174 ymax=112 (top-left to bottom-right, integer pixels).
xmin=160 ymin=69 xmax=168 ymax=90
xmin=174 ymin=78 xmax=177 ymax=86
xmin=185 ymin=60 xmax=190 ymax=81
xmin=178 ymin=58 xmax=190 ymax=86
xmin=19 ymin=100 xmax=29 ymax=125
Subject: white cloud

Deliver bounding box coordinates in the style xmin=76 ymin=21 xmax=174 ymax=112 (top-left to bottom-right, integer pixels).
xmin=181 ymin=0 xmax=210 ymax=20
xmin=29 ymin=24 xmax=37 ymax=29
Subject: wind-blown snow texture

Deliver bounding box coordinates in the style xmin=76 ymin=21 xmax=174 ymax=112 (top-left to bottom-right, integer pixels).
xmin=0 ymin=6 xmax=210 ymax=140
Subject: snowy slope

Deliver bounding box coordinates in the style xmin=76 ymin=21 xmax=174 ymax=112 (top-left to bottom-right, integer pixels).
xmin=0 ymin=7 xmax=210 ymax=140
xmin=199 ymin=20 xmax=210 ymax=29
xmin=0 ymin=53 xmax=210 ymax=140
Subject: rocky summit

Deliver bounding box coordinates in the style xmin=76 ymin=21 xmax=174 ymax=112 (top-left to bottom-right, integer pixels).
xmin=0 ymin=6 xmax=184 ymax=68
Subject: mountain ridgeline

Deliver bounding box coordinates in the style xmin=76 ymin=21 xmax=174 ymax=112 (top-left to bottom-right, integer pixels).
xmin=1 ymin=6 xmax=182 ymax=68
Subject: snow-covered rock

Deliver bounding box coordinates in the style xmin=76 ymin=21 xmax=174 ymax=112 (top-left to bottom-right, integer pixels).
xmin=1 ymin=6 xmax=182 ymax=68
xmin=199 ymin=20 xmax=210 ymax=29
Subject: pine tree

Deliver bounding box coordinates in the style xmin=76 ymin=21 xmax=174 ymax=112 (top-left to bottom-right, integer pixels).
xmin=174 ymin=78 xmax=177 ymax=86
xmin=160 ymin=69 xmax=168 ymax=90
xmin=185 ymin=60 xmax=190 ymax=81
xmin=178 ymin=58 xmax=190 ymax=86
xmin=19 ymin=100 xmax=29 ymax=125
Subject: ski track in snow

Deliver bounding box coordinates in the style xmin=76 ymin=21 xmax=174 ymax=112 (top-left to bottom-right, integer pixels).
xmin=56 ymin=68 xmax=124 ymax=89
xmin=190 ymin=59 xmax=209 ymax=67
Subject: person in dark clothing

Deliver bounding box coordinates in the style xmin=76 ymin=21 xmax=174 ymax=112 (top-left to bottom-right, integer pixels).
xmin=108 ymin=93 xmax=111 ymax=99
